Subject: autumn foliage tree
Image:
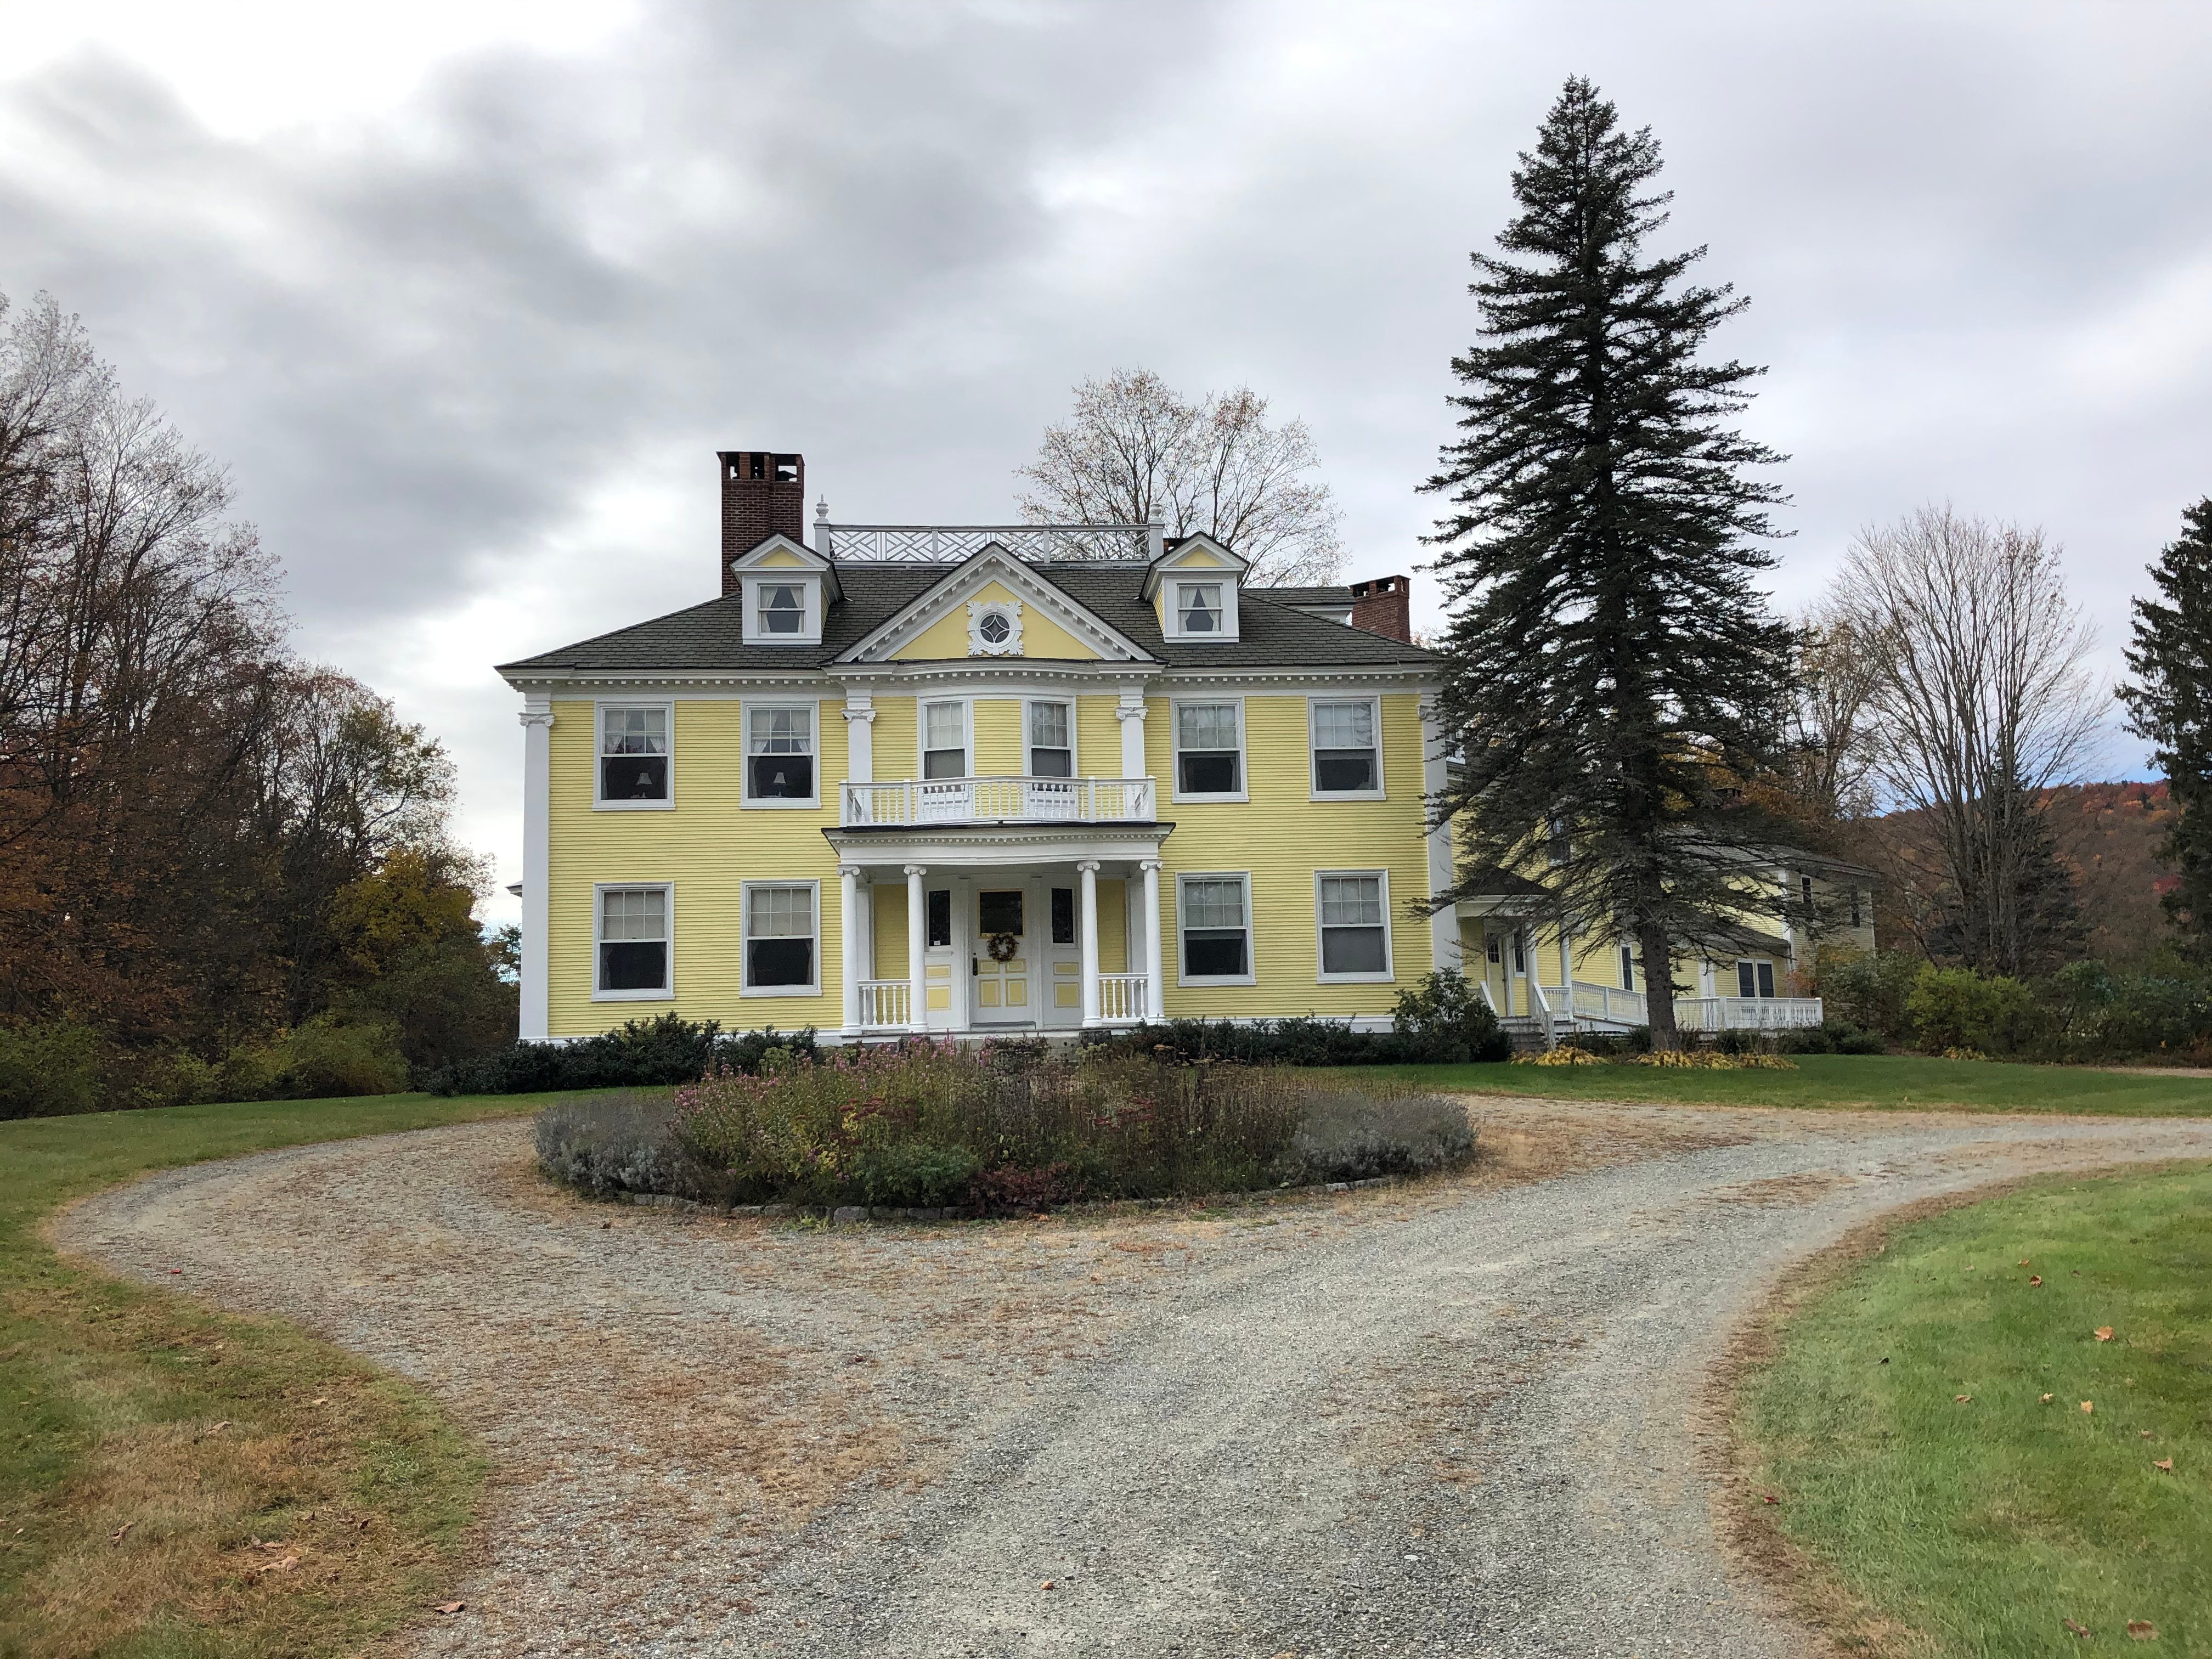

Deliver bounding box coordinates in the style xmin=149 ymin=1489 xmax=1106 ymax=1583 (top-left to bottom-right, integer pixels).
xmin=0 ymin=290 xmax=511 ymax=1110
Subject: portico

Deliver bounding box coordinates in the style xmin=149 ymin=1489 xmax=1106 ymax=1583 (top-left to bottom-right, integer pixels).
xmin=826 ymin=824 xmax=1171 ymax=1038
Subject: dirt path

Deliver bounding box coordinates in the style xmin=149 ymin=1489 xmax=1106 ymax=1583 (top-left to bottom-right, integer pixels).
xmin=52 ymin=1098 xmax=2212 ymax=1658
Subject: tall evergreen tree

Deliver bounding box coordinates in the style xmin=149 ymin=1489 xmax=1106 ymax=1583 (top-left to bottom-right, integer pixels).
xmin=2119 ymin=497 xmax=2212 ymax=957
xmin=1424 ymin=78 xmax=1795 ymax=1049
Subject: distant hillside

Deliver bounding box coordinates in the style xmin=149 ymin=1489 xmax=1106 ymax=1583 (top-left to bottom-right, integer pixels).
xmin=1853 ymin=781 xmax=2180 ymax=967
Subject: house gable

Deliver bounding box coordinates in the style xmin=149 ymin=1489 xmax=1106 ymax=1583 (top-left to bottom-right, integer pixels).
xmin=836 ymin=544 xmax=1156 ymax=665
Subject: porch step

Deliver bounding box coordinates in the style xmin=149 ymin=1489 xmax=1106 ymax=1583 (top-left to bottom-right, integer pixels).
xmin=1497 ymin=1016 xmax=1551 ymax=1054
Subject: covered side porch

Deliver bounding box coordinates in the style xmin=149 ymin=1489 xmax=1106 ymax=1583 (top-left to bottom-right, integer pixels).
xmin=824 ymin=822 xmax=1172 ymax=1039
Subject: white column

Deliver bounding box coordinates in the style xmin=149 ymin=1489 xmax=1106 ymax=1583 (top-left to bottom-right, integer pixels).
xmin=1419 ymin=694 xmax=1462 ymax=979
xmin=904 ymin=865 xmax=927 ymax=1031
xmin=1078 ymin=861 xmax=1102 ymax=1026
xmin=519 ymin=703 xmax=554 ymax=1041
xmin=1141 ymin=858 xmax=1165 ymax=1022
xmin=951 ymin=874 xmax=974 ymax=1030
xmin=839 ymin=864 xmax=862 ymax=1035
xmin=842 ymin=690 xmax=875 ymax=783
xmin=1117 ymin=687 xmax=1148 ymax=780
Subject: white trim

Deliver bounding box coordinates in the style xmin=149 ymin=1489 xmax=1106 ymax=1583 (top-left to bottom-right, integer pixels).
xmin=836 ymin=545 xmax=1156 ymax=665
xmin=918 ymin=695 xmax=972 ymax=781
xmin=1176 ymin=870 xmax=1256 ymax=987
xmin=519 ymin=703 xmax=554 ymax=1039
xmin=1313 ymin=867 xmax=1395 ymax=984
xmin=1169 ymin=694 xmax=1248 ymax=804
xmin=592 ymin=698 xmax=675 ymax=812
xmin=592 ymin=881 xmax=675 ymax=1001
xmin=1306 ymin=693 xmax=1386 ymax=802
xmin=1419 ymin=697 xmax=1459 ymax=979
xmin=740 ymin=574 xmax=824 ymax=646
xmin=741 ymin=878 xmax=823 ymax=998
xmin=1165 ymin=575 xmax=1241 ymax=643
xmin=739 ymin=697 xmax=822 ymax=809
xmin=1024 ymin=693 xmax=1077 ymax=778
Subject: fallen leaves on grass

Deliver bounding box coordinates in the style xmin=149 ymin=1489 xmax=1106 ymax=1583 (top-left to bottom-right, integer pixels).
xmin=2128 ymin=1621 xmax=2158 ymax=1640
xmin=2064 ymin=1620 xmax=2091 ymax=1638
xmin=2041 ymin=1393 xmax=2055 ymax=1403
xmin=1954 ymin=1393 xmax=1973 ymax=1403
xmin=2153 ymin=1458 xmax=2174 ymax=1472
xmin=108 ymin=1521 xmax=133 ymax=1545
xmin=2095 ymin=1327 xmax=2115 ymax=1342
xmin=433 ymin=1601 xmax=466 ymax=1615
xmin=2081 ymin=1401 xmax=2095 ymax=1414
xmin=2029 ymin=1276 xmax=2042 ymax=1286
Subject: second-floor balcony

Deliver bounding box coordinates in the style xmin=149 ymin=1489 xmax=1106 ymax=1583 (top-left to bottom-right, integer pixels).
xmin=840 ymin=775 xmax=1157 ymax=828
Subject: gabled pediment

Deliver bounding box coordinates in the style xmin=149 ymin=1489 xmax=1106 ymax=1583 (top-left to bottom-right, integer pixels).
xmin=836 ymin=544 xmax=1156 ymax=665
xmin=729 ymin=533 xmax=842 ymax=604
xmin=1140 ymin=532 xmax=1247 ymax=600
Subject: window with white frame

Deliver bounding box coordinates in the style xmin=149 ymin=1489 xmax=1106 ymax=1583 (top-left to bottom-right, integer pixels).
xmin=922 ymin=701 xmax=968 ymax=779
xmin=757 ymin=582 xmax=805 ymax=635
xmin=1619 ymin=944 xmax=1635 ymax=990
xmin=1175 ymin=702 xmax=1243 ymax=796
xmin=1317 ymin=872 xmax=1390 ymax=978
xmin=1180 ymin=874 xmax=1251 ymax=981
xmin=1028 ymin=700 xmax=1073 ymax=778
xmin=744 ymin=704 xmax=814 ymax=802
xmin=1736 ymin=958 xmax=1776 ymax=999
xmin=1310 ymin=698 xmax=1380 ymax=794
xmin=744 ymin=883 xmax=817 ymax=991
xmin=597 ymin=887 xmax=670 ymax=995
xmin=599 ymin=706 xmax=670 ymax=804
xmin=1799 ymin=874 xmax=1815 ymax=916
xmin=1176 ymin=582 xmax=1224 ymax=635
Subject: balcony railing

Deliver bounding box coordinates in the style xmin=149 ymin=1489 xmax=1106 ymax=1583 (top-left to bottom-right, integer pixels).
xmin=1097 ymin=973 xmax=1149 ymax=1022
xmin=820 ymin=522 xmax=1163 ymax=564
xmin=841 ymin=776 xmax=1156 ymax=828
xmin=857 ymin=980 xmax=911 ymax=1028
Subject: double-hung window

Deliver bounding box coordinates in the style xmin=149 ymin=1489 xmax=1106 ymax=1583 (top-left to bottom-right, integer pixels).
xmin=1175 ymin=702 xmax=1243 ymax=798
xmin=599 ymin=705 xmax=670 ymax=804
xmin=1177 ymin=582 xmax=1224 ymax=634
xmin=745 ymin=704 xmax=814 ymax=802
xmin=1317 ymin=872 xmax=1390 ymax=979
xmin=1180 ymin=874 xmax=1252 ymax=981
xmin=1028 ymin=701 xmax=1074 ymax=778
xmin=597 ymin=886 xmax=670 ymax=996
xmin=922 ymin=701 xmax=968 ymax=779
xmin=1620 ymin=945 xmax=1636 ymax=991
xmin=1736 ymin=959 xmax=1776 ymax=999
xmin=757 ymin=582 xmax=805 ymax=635
xmin=744 ymin=883 xmax=817 ymax=993
xmin=1310 ymin=698 xmax=1380 ymax=795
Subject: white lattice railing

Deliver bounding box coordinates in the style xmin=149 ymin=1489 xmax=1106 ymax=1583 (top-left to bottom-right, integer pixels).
xmin=821 ymin=523 xmax=1163 ymax=563
xmin=842 ymin=776 xmax=1156 ymax=827
xmin=857 ymin=980 xmax=911 ymax=1028
xmin=1097 ymin=974 xmax=1149 ymax=1022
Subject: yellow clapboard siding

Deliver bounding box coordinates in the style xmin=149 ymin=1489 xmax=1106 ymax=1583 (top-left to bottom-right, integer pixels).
xmin=547 ymin=697 xmax=849 ymax=1035
xmin=973 ymin=699 xmax=1022 ymax=775
xmin=872 ymin=881 xmax=907 ymax=980
xmin=1076 ymin=693 xmax=1121 ymax=777
xmin=1097 ymin=876 xmax=1128 ymax=973
xmin=1144 ymin=691 xmax=1432 ymax=1019
xmin=890 ymin=579 xmax=1104 ymax=661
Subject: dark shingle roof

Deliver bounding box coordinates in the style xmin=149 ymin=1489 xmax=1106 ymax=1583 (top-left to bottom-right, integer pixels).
xmin=497 ymin=562 xmax=1436 ymax=676
xmin=1255 ymin=585 xmax=1355 ymax=609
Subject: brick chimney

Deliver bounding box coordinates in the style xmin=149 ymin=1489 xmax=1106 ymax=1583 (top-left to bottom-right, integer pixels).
xmin=718 ymin=450 xmax=805 ymax=595
xmin=1349 ymin=574 xmax=1412 ymax=642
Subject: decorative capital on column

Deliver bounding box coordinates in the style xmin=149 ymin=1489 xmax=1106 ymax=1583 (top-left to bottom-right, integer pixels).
xmin=1114 ymin=703 xmax=1147 ymax=724
xmin=841 ymin=706 xmax=876 ymax=724
xmin=518 ymin=710 xmax=555 ymax=729
xmin=1139 ymin=859 xmax=1163 ymax=873
xmin=1076 ymin=859 xmax=1101 ymax=874
xmin=838 ymin=864 xmax=864 ymax=879
xmin=902 ymin=864 xmax=928 ymax=877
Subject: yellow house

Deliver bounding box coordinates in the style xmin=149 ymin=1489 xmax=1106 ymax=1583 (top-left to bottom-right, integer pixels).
xmin=498 ymin=450 xmax=1453 ymax=1041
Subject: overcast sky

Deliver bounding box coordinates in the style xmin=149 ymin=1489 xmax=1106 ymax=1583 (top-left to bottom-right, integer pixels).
xmin=4 ymin=0 xmax=2208 ymax=923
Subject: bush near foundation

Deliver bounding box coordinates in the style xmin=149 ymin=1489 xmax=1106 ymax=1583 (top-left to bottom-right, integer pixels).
xmin=1814 ymin=950 xmax=2212 ymax=1063
xmin=428 ymin=1014 xmax=817 ymax=1095
xmin=535 ymin=1042 xmax=1477 ymax=1211
xmin=1082 ymin=969 xmax=1512 ymax=1068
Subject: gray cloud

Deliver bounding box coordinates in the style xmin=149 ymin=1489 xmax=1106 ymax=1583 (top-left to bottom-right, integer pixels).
xmin=2 ymin=0 xmax=2207 ymax=919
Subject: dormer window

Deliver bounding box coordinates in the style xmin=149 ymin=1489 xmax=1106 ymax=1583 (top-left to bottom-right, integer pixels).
xmin=1177 ymin=583 xmax=1224 ymax=634
xmin=758 ymin=583 xmax=804 ymax=634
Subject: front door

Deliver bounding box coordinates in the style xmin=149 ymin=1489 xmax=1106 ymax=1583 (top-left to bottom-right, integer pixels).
xmin=973 ymin=888 xmax=1031 ymax=1024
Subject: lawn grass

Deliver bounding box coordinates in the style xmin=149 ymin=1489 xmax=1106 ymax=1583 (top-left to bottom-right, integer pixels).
xmin=1739 ymin=1163 xmax=2212 ymax=1656
xmin=0 ymin=1091 xmax=553 ymax=1658
xmin=1363 ymin=1052 xmax=2212 ymax=1115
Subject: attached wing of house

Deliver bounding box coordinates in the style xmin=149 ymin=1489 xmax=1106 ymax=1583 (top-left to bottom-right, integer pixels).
xmin=496 ymin=450 xmax=1451 ymax=1040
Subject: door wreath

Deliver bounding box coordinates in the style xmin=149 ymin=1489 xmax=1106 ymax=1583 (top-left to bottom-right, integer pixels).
xmin=984 ymin=931 xmax=1021 ymax=963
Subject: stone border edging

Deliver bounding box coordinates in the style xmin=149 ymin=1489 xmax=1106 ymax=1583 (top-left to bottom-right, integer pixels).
xmin=620 ymin=1173 xmax=1405 ymax=1224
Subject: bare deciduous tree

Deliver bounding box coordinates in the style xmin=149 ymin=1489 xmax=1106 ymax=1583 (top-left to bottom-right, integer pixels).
xmin=1835 ymin=505 xmax=2102 ymax=974
xmin=1782 ymin=598 xmax=1881 ymax=825
xmin=1016 ymin=368 xmax=1344 ymax=584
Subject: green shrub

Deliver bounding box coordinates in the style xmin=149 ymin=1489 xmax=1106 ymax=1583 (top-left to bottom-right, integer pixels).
xmin=1082 ymin=971 xmax=1509 ymax=1068
xmin=1776 ymin=1018 xmax=1886 ymax=1056
xmin=1905 ymin=965 xmax=2041 ymax=1055
xmin=426 ymin=1014 xmax=819 ymax=1094
xmin=0 ymin=1022 xmax=104 ymax=1119
xmin=1389 ymin=968 xmax=1514 ymax=1063
xmin=1816 ymin=950 xmax=1924 ymax=1040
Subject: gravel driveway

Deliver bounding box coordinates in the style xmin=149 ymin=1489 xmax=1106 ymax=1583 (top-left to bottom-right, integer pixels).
xmin=52 ymin=1097 xmax=2212 ymax=1658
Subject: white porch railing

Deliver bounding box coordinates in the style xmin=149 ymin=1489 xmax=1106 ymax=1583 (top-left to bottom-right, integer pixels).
xmin=1568 ymin=980 xmax=1649 ymax=1026
xmin=841 ymin=776 xmax=1156 ymax=827
xmin=1097 ymin=973 xmax=1149 ymax=1023
xmin=1674 ymin=996 xmax=1825 ymax=1031
xmin=857 ymin=980 xmax=911 ymax=1028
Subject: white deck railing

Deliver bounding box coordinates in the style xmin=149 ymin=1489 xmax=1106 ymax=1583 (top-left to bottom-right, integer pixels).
xmin=821 ymin=522 xmax=1163 ymax=564
xmin=857 ymin=980 xmax=911 ymax=1028
xmin=1562 ymin=981 xmax=1824 ymax=1032
xmin=841 ymin=776 xmax=1156 ymax=827
xmin=1097 ymin=973 xmax=1149 ymax=1023
xmin=1568 ymin=980 xmax=1649 ymax=1026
